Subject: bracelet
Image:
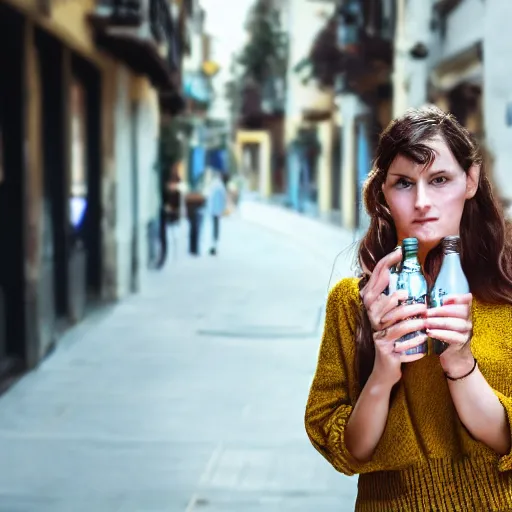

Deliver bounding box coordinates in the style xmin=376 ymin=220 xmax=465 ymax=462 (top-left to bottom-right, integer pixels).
xmin=445 ymin=358 xmax=478 ymax=381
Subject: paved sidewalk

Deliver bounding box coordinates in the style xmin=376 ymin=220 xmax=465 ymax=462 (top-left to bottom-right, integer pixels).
xmin=0 ymin=202 xmax=359 ymax=512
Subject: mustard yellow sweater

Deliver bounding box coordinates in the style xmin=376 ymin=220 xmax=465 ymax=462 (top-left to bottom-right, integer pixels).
xmin=305 ymin=277 xmax=512 ymax=512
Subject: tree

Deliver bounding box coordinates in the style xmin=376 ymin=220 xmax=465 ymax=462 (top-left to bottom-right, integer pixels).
xmin=237 ymin=0 xmax=288 ymax=85
xmin=294 ymin=16 xmax=345 ymax=89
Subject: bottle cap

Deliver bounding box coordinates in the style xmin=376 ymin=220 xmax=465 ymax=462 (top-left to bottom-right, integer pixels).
xmin=402 ymin=237 xmax=419 ymax=252
xmin=442 ymin=235 xmax=461 ymax=254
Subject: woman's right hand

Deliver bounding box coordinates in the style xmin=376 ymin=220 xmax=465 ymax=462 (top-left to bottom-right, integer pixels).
xmin=359 ymin=247 xmax=428 ymax=387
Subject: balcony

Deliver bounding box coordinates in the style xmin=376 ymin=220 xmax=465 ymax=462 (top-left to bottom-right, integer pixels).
xmin=88 ymin=0 xmax=182 ymax=89
xmin=335 ymin=0 xmax=394 ymax=95
xmin=300 ymin=0 xmax=393 ymax=97
xmin=238 ymin=76 xmax=285 ymax=129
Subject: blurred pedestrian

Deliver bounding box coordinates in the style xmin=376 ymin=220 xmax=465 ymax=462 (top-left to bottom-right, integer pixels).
xmin=207 ymin=170 xmax=227 ymax=256
xmin=305 ymin=105 xmax=512 ymax=510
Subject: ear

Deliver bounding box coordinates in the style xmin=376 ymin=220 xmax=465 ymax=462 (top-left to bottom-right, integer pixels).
xmin=465 ymin=164 xmax=480 ymax=200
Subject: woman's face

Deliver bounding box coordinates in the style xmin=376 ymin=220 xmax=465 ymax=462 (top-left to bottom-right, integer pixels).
xmin=382 ymin=137 xmax=479 ymax=257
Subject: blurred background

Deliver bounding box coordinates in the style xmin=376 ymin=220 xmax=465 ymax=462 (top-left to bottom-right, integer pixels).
xmin=0 ymin=0 xmax=507 ymax=510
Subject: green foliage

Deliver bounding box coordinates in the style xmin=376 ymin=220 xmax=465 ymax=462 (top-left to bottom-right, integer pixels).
xmin=294 ymin=16 xmax=344 ymax=89
xmin=237 ymin=0 xmax=288 ymax=85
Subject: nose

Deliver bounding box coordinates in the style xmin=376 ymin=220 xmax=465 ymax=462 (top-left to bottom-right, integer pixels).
xmin=414 ymin=182 xmax=431 ymax=211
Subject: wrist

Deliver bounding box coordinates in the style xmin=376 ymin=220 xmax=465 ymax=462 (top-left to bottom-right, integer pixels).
xmin=366 ymin=370 xmax=396 ymax=397
xmin=440 ymin=348 xmax=475 ymax=377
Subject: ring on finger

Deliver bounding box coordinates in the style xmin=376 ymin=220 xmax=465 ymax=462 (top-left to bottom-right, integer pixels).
xmin=375 ymin=328 xmax=388 ymax=339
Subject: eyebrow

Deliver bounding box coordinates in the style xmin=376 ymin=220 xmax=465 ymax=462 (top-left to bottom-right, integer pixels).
xmin=388 ymin=169 xmax=453 ymax=179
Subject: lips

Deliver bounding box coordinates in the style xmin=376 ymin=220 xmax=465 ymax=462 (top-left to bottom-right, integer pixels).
xmin=413 ymin=218 xmax=438 ymax=224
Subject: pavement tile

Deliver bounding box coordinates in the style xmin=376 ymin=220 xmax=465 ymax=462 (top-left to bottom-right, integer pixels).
xmin=0 ymin=204 xmax=358 ymax=511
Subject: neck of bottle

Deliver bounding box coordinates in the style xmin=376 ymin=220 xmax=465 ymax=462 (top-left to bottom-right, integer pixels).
xmin=404 ymin=249 xmax=419 ymax=263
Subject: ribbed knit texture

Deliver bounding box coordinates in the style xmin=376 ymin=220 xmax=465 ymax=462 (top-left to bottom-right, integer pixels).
xmin=305 ymin=277 xmax=512 ymax=511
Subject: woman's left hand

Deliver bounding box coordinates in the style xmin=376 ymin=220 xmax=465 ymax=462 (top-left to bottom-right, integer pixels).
xmin=426 ymin=293 xmax=474 ymax=374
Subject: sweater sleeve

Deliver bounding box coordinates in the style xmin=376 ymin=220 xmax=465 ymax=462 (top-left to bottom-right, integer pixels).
xmin=304 ymin=279 xmax=382 ymax=476
xmin=472 ymin=303 xmax=512 ymax=473
xmin=494 ymin=391 xmax=512 ymax=472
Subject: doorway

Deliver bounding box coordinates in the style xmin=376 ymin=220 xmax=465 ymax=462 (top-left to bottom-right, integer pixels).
xmin=0 ymin=5 xmax=27 ymax=376
xmin=36 ymin=29 xmax=68 ymax=348
xmin=70 ymin=54 xmax=102 ymax=319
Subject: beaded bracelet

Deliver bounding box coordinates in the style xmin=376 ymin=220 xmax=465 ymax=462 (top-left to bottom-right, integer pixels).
xmin=445 ymin=358 xmax=478 ymax=381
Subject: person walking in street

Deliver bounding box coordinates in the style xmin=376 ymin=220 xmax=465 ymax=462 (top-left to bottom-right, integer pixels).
xmin=207 ymin=169 xmax=227 ymax=256
xmin=305 ymin=105 xmax=512 ymax=511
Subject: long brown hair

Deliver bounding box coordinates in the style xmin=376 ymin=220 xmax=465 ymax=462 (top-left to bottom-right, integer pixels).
xmin=355 ymin=105 xmax=512 ymax=387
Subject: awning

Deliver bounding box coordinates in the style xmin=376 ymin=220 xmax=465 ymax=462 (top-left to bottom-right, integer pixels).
xmin=95 ymin=30 xmax=174 ymax=88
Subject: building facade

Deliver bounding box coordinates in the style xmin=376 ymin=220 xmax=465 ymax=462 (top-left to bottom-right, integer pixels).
xmin=394 ymin=0 xmax=512 ymax=213
xmin=0 ymin=0 xmax=188 ymax=377
xmin=283 ymin=0 xmax=337 ymax=217
xmin=282 ymin=0 xmax=512 ymax=231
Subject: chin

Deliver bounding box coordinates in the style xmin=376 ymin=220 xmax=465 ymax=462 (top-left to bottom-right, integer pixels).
xmin=406 ymin=227 xmax=443 ymax=248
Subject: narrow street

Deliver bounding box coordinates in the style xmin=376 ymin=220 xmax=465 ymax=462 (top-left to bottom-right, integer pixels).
xmin=0 ymin=202 xmax=359 ymax=511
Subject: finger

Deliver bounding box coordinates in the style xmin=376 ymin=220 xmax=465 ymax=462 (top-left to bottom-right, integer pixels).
xmin=442 ymin=293 xmax=473 ymax=306
xmin=365 ymin=248 xmax=403 ymax=297
xmin=380 ymin=302 xmax=427 ymax=328
xmin=426 ymin=329 xmax=469 ymax=345
xmin=400 ymin=352 xmax=427 ymax=364
xmin=394 ymin=334 xmax=428 ymax=354
xmin=426 ymin=304 xmax=469 ymax=319
xmin=386 ymin=318 xmax=426 ymax=341
xmin=426 ymin=317 xmax=472 ymax=332
xmin=367 ymin=289 xmax=409 ymax=328
xmin=371 ymin=246 xmax=402 ymax=277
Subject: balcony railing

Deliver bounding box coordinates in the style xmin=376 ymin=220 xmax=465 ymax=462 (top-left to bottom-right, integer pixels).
xmin=88 ymin=0 xmax=182 ymax=89
xmin=335 ymin=0 xmax=394 ymax=95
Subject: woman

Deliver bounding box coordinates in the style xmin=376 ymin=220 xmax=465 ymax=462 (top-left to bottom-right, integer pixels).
xmin=305 ymin=105 xmax=512 ymax=511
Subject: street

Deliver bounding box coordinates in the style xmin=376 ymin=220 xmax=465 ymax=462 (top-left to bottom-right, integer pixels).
xmin=0 ymin=202 xmax=359 ymax=512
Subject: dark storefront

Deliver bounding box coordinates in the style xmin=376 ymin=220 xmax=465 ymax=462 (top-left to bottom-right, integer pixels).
xmin=0 ymin=6 xmax=103 ymax=383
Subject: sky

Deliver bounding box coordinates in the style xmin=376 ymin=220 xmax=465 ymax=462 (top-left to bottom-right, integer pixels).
xmin=199 ymin=0 xmax=255 ymax=119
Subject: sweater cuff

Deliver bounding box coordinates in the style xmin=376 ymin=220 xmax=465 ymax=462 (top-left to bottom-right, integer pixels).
xmin=494 ymin=390 xmax=512 ymax=472
xmin=325 ymin=405 xmax=381 ymax=476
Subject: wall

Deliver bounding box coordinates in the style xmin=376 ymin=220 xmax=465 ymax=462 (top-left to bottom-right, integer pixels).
xmin=113 ymin=67 xmax=160 ymax=299
xmin=439 ymin=0 xmax=484 ymax=63
xmin=5 ymin=0 xmax=100 ymax=63
xmin=132 ymin=77 xmax=160 ymax=292
xmin=339 ymin=93 xmax=368 ymax=229
xmin=393 ymin=0 xmax=431 ymax=116
xmin=316 ymin=120 xmax=333 ymax=214
xmin=114 ymin=66 xmax=133 ymax=299
xmin=483 ymin=1 xmax=512 ymax=209
xmin=25 ymin=22 xmax=46 ymax=364
xmin=284 ymin=0 xmax=334 ymax=143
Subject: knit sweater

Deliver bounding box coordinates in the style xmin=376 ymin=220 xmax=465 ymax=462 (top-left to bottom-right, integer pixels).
xmin=305 ymin=277 xmax=512 ymax=512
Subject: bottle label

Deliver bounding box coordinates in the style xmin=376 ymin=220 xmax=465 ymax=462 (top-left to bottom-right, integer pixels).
xmin=398 ymin=294 xmax=427 ymax=342
xmin=430 ymin=288 xmax=448 ymax=354
xmin=430 ymin=288 xmax=447 ymax=308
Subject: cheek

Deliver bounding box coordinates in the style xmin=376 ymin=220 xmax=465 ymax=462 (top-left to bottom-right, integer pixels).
xmin=385 ymin=192 xmax=411 ymax=222
xmin=436 ymin=184 xmax=467 ymax=212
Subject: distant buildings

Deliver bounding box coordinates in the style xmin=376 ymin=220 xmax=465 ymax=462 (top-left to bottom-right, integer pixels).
xmin=233 ymin=0 xmax=512 ymax=229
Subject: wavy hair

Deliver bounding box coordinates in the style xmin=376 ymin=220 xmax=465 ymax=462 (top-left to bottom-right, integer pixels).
xmin=355 ymin=105 xmax=512 ymax=387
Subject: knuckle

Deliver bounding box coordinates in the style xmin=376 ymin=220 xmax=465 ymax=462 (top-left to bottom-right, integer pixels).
xmin=363 ymin=290 xmax=374 ymax=305
xmin=366 ymin=301 xmax=378 ymax=316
